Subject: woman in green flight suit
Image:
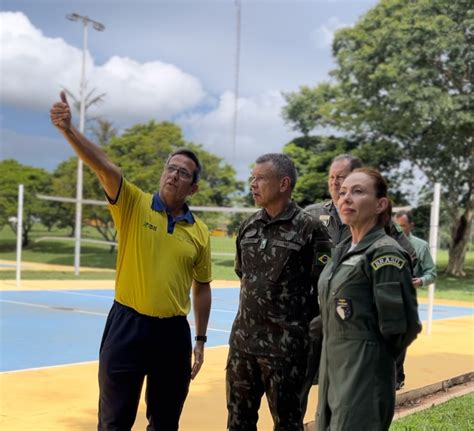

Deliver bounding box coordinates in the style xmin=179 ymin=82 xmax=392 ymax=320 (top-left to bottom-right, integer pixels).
xmin=315 ymin=168 xmax=421 ymax=431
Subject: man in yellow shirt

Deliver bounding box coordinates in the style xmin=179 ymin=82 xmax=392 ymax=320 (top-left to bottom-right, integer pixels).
xmin=51 ymin=91 xmax=212 ymax=430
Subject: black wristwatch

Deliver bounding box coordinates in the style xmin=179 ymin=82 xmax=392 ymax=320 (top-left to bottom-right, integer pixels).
xmin=195 ymin=335 xmax=207 ymax=343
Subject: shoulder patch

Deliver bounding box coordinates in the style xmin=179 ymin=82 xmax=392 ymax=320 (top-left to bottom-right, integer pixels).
xmin=319 ymin=214 xmax=330 ymax=227
xmin=371 ymin=255 xmax=406 ymax=271
xmin=316 ymin=252 xmax=330 ymax=265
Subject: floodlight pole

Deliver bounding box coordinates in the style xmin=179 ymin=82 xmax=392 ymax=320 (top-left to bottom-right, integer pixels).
xmin=232 ymin=0 xmax=241 ymax=160
xmin=66 ymin=13 xmax=105 ymax=275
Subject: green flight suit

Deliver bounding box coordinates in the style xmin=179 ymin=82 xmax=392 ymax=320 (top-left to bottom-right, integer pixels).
xmin=316 ymin=226 xmax=421 ymax=431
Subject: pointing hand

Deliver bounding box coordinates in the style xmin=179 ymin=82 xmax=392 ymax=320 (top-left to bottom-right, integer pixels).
xmin=50 ymin=91 xmax=72 ymax=132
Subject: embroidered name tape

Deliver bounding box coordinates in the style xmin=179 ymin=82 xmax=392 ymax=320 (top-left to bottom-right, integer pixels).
xmin=371 ymin=255 xmax=405 ymax=271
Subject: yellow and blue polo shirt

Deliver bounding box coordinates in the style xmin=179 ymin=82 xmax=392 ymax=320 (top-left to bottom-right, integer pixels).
xmin=108 ymin=178 xmax=212 ymax=317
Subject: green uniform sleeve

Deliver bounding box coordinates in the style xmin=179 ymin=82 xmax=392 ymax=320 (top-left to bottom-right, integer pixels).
xmin=418 ymin=242 xmax=437 ymax=286
xmin=390 ymin=223 xmax=418 ymax=272
xmin=311 ymin=219 xmax=332 ymax=283
xmin=370 ymin=247 xmax=422 ymax=357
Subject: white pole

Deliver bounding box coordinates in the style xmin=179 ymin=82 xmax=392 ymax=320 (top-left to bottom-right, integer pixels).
xmin=67 ymin=13 xmax=104 ymax=275
xmin=16 ymin=184 xmax=24 ymax=288
xmin=427 ymin=183 xmax=441 ymax=335
xmin=73 ymin=21 xmax=88 ymax=276
xmin=231 ymin=0 xmax=241 ymax=160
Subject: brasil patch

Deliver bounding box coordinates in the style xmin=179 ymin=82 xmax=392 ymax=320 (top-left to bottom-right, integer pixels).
xmin=371 ymin=255 xmax=405 ymax=271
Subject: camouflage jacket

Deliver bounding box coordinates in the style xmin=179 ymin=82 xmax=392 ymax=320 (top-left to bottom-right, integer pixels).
xmin=305 ymin=200 xmax=418 ymax=269
xmin=229 ymin=201 xmax=331 ymax=357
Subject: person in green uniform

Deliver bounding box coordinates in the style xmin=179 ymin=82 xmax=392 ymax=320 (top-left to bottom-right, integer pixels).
xmin=315 ymin=168 xmax=421 ymax=431
xmin=301 ymin=155 xmax=418 ymax=414
xmin=394 ymin=210 xmax=437 ymax=389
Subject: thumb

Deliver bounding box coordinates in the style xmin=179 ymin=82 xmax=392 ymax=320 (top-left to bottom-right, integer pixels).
xmin=60 ymin=90 xmax=69 ymax=105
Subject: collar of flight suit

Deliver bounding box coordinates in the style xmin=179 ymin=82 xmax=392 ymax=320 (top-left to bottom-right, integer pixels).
xmin=332 ymin=224 xmax=386 ymax=268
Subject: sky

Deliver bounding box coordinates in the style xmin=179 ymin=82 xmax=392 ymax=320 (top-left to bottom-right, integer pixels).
xmin=1 ymin=0 xmax=378 ymax=180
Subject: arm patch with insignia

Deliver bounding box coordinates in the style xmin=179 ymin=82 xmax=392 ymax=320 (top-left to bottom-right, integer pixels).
xmin=316 ymin=252 xmax=330 ymax=265
xmin=371 ymin=255 xmax=406 ymax=271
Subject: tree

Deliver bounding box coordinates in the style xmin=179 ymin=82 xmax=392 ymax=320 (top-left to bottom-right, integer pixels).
xmin=51 ymin=120 xmax=244 ymax=242
xmin=0 ymin=160 xmax=52 ymax=246
xmin=106 ymin=121 xmax=244 ymax=209
xmin=90 ymin=118 xmax=117 ymax=147
xmin=330 ymin=0 xmax=473 ymax=275
xmin=49 ymin=119 xmax=118 ymax=248
xmin=282 ymin=133 xmax=406 ymax=207
xmin=62 ymin=87 xmax=106 ymax=129
xmin=283 ymin=0 xmax=473 ymax=275
xmin=282 ymin=84 xmax=338 ymax=136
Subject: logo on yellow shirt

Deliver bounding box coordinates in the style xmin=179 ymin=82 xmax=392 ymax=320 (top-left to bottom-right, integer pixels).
xmin=143 ymin=222 xmax=157 ymax=231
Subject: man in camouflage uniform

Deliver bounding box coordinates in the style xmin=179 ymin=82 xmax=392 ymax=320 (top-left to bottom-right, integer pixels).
xmin=306 ymin=154 xmax=363 ymax=244
xmin=226 ymin=153 xmax=331 ymax=431
xmin=305 ymin=154 xmax=417 ymax=258
xmin=301 ymin=154 xmax=418 ymax=413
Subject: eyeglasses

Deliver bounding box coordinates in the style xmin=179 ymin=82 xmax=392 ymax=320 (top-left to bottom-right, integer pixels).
xmin=164 ymin=164 xmax=193 ymax=181
xmin=248 ymin=175 xmax=273 ymax=184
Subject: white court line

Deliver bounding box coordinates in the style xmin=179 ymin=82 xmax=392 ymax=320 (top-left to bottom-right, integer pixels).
xmin=0 ymin=360 xmax=98 ymax=374
xmin=53 ymin=290 xmax=113 ymax=299
xmin=28 ymin=290 xmax=236 ymax=313
xmin=0 ymin=299 xmax=107 ymax=316
xmin=210 ymin=308 xmax=236 ymax=313
xmin=1 ymin=342 xmax=231 ymax=374
xmin=0 ymin=298 xmax=231 ymax=333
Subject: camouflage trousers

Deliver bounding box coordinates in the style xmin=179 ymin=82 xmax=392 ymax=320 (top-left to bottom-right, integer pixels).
xmin=226 ymin=348 xmax=307 ymax=431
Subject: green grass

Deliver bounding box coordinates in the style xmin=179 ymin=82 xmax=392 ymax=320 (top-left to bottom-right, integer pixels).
xmin=0 ymin=270 xmax=116 ymax=280
xmin=390 ymin=393 xmax=474 ymax=430
xmin=0 ymin=225 xmax=239 ymax=281
xmin=1 ymin=226 xmax=473 ymax=300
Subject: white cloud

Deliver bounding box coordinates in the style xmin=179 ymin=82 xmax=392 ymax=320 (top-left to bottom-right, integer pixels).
xmin=90 ymin=56 xmax=205 ymax=122
xmin=0 ymin=11 xmax=302 ymax=178
xmin=179 ymin=91 xmax=297 ymax=178
xmin=0 ymin=12 xmax=205 ymax=119
xmin=312 ymin=16 xmax=349 ymax=48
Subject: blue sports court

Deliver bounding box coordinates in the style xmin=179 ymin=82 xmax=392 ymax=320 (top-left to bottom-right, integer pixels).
xmin=1 ymin=287 xmax=472 ymax=372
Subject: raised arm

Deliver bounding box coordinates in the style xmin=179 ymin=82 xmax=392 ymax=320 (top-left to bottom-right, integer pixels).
xmin=50 ymin=91 xmax=122 ymax=201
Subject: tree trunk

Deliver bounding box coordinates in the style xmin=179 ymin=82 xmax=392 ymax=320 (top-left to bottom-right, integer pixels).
xmin=22 ymin=229 xmax=29 ymax=248
xmin=445 ymin=207 xmax=473 ymax=277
